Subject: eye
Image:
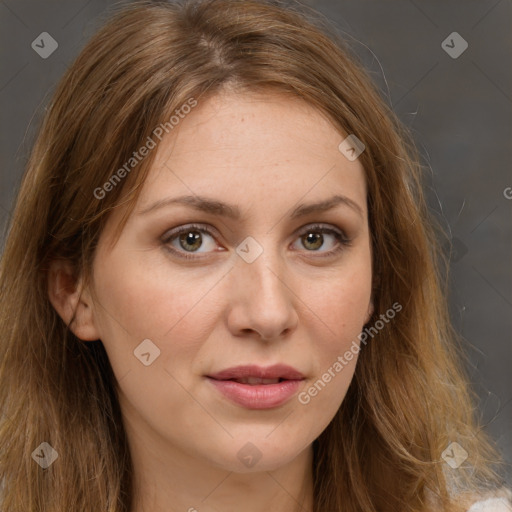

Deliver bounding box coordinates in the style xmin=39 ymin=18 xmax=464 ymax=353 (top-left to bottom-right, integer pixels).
xmin=161 ymin=223 xmax=219 ymax=259
xmin=161 ymin=223 xmax=352 ymax=260
xmin=291 ymin=224 xmax=352 ymax=257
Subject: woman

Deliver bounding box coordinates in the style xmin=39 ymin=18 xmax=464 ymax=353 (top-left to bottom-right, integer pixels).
xmin=0 ymin=0 xmax=509 ymax=510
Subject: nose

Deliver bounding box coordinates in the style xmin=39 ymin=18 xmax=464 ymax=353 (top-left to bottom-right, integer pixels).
xmin=226 ymin=249 xmax=299 ymax=342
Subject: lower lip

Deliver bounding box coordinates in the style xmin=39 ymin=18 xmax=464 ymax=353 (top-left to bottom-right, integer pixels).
xmin=206 ymin=377 xmax=303 ymax=409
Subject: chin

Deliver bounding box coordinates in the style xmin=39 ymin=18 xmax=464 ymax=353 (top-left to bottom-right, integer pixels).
xmin=206 ymin=439 xmax=308 ymax=474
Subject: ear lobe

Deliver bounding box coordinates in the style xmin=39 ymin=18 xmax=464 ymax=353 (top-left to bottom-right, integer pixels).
xmin=47 ymin=260 xmax=100 ymax=341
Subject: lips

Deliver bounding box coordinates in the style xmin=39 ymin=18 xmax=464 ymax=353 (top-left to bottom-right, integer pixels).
xmin=205 ymin=364 xmax=305 ymax=409
xmin=230 ymin=377 xmax=281 ymax=385
xmin=207 ymin=364 xmax=305 ymax=381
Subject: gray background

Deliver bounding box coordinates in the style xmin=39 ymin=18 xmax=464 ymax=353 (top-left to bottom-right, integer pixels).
xmin=1 ymin=0 xmax=511 ymax=486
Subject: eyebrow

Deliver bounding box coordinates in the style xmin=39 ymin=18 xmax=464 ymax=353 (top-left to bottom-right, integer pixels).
xmin=137 ymin=193 xmax=365 ymax=220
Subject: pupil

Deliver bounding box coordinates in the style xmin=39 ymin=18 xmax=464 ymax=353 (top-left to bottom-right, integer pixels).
xmin=305 ymin=232 xmax=322 ymax=250
xmin=180 ymin=231 xmax=201 ymax=251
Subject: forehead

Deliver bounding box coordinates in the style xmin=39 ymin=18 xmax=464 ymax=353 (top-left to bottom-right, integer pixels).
xmin=137 ymin=89 xmax=368 ymax=220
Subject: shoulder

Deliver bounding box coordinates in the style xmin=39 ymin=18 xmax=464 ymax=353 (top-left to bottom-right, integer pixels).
xmin=436 ymin=487 xmax=512 ymax=512
xmin=465 ymin=488 xmax=512 ymax=512
xmin=466 ymin=497 xmax=511 ymax=512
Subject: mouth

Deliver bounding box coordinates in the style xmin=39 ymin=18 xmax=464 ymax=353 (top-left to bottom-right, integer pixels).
xmin=206 ymin=364 xmax=305 ymax=381
xmin=210 ymin=376 xmax=290 ymax=385
xmin=205 ymin=364 xmax=305 ymax=409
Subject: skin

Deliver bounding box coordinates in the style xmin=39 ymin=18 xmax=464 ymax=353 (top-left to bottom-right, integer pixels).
xmin=48 ymin=88 xmax=374 ymax=512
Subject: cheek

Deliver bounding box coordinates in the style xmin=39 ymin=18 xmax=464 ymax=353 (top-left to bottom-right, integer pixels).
xmin=90 ymin=247 xmax=222 ymax=379
xmin=90 ymin=249 xmax=221 ymax=435
xmin=291 ymin=285 xmax=366 ymax=445
xmin=308 ymin=260 xmax=372 ymax=346
xmin=297 ymin=261 xmax=371 ymax=403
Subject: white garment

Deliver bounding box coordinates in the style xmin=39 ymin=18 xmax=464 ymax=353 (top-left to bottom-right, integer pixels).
xmin=467 ymin=497 xmax=512 ymax=511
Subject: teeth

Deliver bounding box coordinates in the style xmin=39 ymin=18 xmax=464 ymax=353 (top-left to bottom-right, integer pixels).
xmin=234 ymin=377 xmax=281 ymax=385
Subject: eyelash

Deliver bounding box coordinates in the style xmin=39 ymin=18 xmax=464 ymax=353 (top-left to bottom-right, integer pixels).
xmin=161 ymin=223 xmax=352 ymax=261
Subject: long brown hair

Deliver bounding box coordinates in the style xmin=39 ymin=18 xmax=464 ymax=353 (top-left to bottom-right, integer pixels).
xmin=0 ymin=0 xmax=507 ymax=510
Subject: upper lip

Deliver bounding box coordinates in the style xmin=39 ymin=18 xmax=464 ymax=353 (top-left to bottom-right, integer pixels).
xmin=207 ymin=364 xmax=305 ymax=380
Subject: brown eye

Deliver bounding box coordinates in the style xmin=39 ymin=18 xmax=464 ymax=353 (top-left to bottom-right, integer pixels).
xmin=162 ymin=224 xmax=219 ymax=259
xmin=292 ymin=224 xmax=351 ymax=256
xmin=161 ymin=223 xmax=351 ymax=261
xmin=177 ymin=230 xmax=203 ymax=252
xmin=301 ymin=232 xmax=324 ymax=250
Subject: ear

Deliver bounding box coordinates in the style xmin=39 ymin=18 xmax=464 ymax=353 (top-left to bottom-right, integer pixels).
xmin=47 ymin=259 xmax=101 ymax=341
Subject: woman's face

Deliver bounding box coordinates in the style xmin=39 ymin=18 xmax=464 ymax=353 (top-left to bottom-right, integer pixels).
xmin=85 ymin=89 xmax=373 ymax=473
